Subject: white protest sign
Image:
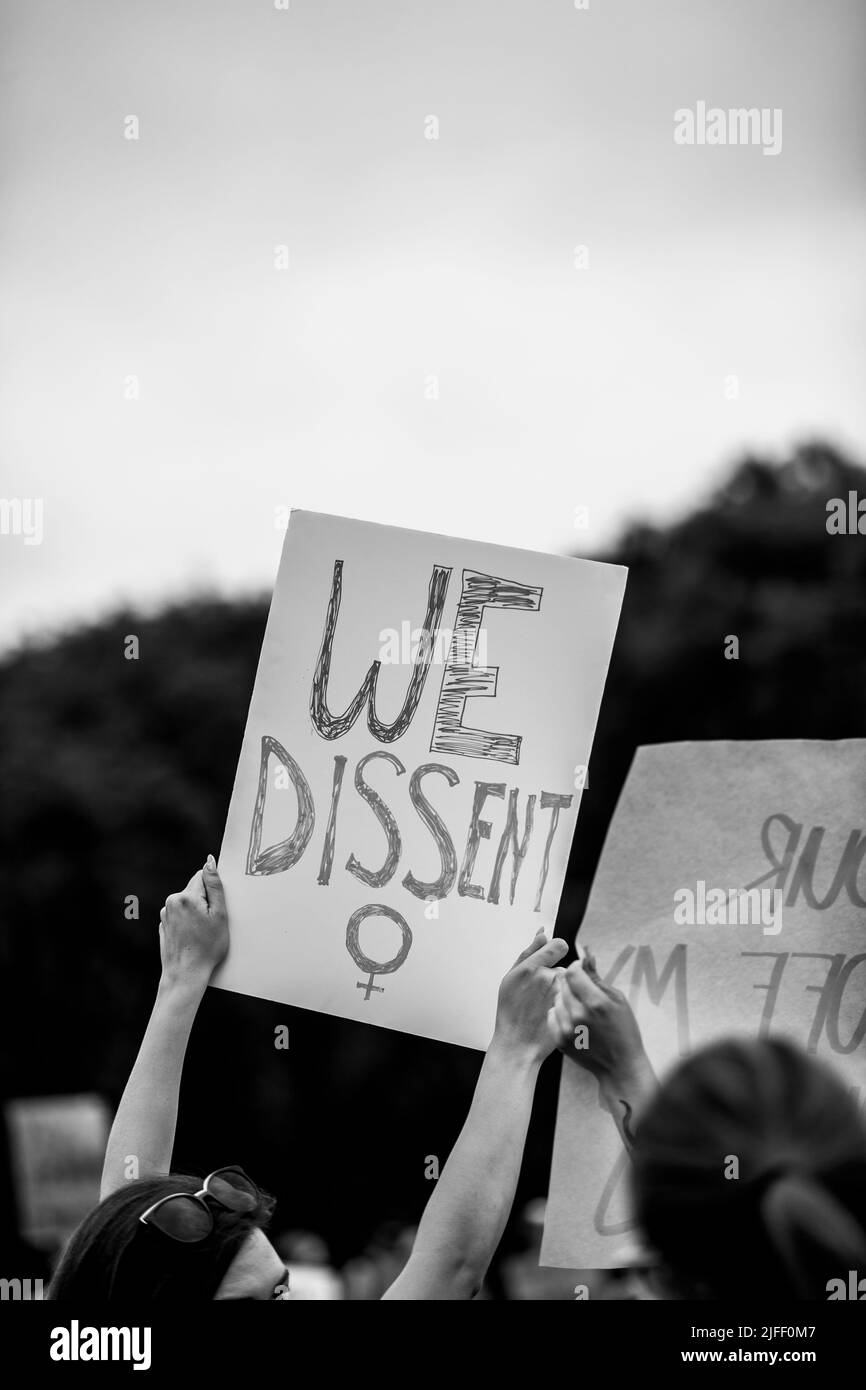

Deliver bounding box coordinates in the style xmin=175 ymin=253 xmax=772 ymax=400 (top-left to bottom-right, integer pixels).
xmin=214 ymin=511 xmax=626 ymax=1049
xmin=541 ymin=740 xmax=866 ymax=1268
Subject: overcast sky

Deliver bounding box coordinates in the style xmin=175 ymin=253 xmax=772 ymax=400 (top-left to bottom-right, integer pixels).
xmin=2 ymin=0 xmax=864 ymax=650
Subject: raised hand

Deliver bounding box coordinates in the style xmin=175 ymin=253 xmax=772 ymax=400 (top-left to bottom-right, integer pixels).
xmin=548 ymin=947 xmax=656 ymax=1146
xmin=158 ymin=855 xmax=229 ymax=989
xmin=493 ymin=928 xmax=569 ymax=1064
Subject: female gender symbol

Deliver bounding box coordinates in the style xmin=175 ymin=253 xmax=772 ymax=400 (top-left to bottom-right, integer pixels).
xmin=345 ymin=903 xmax=413 ymax=1000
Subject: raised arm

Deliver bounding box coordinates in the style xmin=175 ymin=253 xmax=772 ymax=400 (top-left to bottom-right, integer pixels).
xmin=99 ymin=856 xmax=228 ymax=1199
xmin=382 ymin=929 xmax=569 ymax=1300
xmin=548 ymin=948 xmax=657 ymax=1150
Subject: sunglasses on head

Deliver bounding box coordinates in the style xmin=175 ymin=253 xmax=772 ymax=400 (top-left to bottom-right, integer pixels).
xmin=138 ymin=1166 xmax=263 ymax=1243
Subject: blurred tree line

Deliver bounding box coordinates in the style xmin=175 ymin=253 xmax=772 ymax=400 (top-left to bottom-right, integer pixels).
xmin=1 ymin=441 xmax=865 ymax=1265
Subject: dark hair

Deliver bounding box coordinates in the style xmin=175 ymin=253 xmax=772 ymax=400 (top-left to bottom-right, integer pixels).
xmin=48 ymin=1173 xmax=275 ymax=1302
xmin=632 ymin=1037 xmax=866 ymax=1299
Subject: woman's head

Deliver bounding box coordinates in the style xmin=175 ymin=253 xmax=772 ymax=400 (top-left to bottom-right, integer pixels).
xmin=631 ymin=1037 xmax=866 ymax=1299
xmin=49 ymin=1171 xmax=289 ymax=1301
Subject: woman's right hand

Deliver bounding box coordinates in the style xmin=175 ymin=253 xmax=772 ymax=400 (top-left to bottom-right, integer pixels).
xmin=158 ymin=855 xmax=229 ymax=990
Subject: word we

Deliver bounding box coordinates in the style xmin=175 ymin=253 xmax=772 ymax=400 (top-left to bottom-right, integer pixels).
xmin=312 ymin=562 xmax=540 ymax=765
xmin=674 ymin=102 xmax=782 ymax=156
xmin=50 ymin=1321 xmax=151 ymax=1371
xmin=673 ymin=883 xmax=782 ymax=935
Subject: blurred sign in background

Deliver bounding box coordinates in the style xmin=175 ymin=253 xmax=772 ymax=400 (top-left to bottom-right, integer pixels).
xmin=4 ymin=1095 xmax=110 ymax=1276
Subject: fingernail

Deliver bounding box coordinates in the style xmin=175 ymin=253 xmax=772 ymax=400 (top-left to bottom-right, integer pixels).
xmin=206 ymin=853 xmax=216 ymax=871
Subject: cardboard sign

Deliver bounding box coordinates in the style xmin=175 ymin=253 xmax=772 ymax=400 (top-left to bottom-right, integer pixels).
xmin=541 ymin=740 xmax=866 ymax=1268
xmin=214 ymin=511 xmax=626 ymax=1049
xmin=5 ymin=1094 xmax=111 ymax=1251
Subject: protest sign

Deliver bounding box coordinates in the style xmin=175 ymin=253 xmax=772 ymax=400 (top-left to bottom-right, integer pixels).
xmin=541 ymin=740 xmax=866 ymax=1268
xmin=5 ymin=1094 xmax=111 ymax=1251
xmin=214 ymin=511 xmax=626 ymax=1049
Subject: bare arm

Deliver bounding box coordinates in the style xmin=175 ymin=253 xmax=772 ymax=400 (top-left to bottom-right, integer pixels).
xmin=100 ymin=857 xmax=228 ymax=1199
xmin=382 ymin=930 xmax=568 ymax=1300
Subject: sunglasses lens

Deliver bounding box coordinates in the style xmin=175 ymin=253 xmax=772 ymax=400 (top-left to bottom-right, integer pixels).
xmin=147 ymin=1196 xmax=213 ymax=1243
xmin=206 ymin=1168 xmax=258 ymax=1213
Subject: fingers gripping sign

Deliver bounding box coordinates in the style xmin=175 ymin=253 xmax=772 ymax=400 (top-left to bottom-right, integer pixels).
xmin=547 ymin=944 xmax=659 ymax=1177
xmin=548 ymin=945 xmax=652 ymax=1088
xmin=494 ymin=929 xmax=569 ymax=1063
xmin=158 ymin=855 xmax=230 ymax=988
xmin=549 ymin=955 xmax=601 ymax=1056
